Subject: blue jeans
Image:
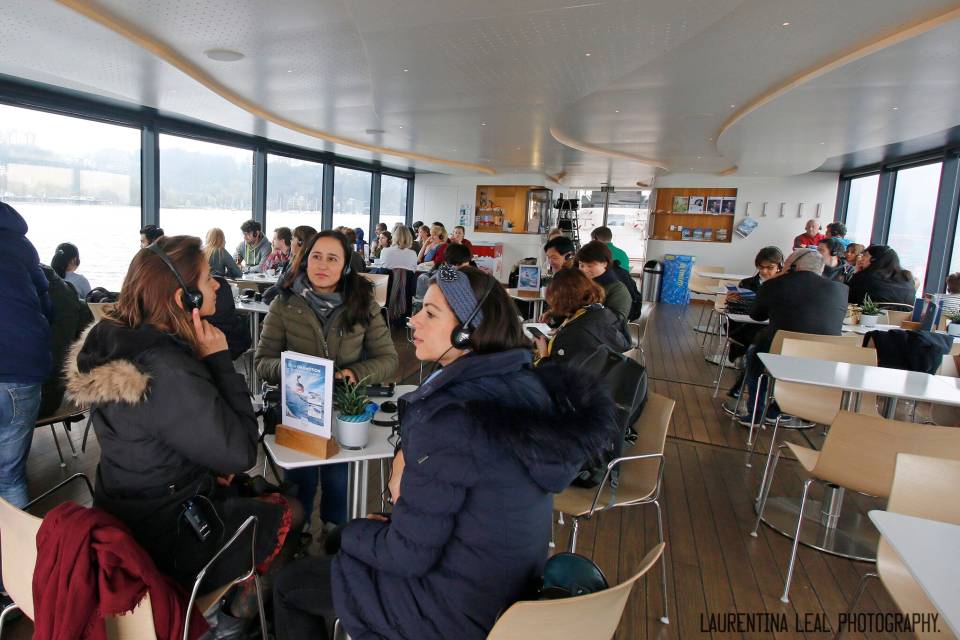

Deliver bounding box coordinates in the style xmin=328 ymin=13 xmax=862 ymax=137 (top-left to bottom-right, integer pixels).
xmin=286 ymin=463 xmax=348 ymax=526
xmin=0 ymin=382 xmax=42 ymax=508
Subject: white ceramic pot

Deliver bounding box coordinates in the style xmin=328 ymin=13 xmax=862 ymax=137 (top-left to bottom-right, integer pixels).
xmin=859 ymin=313 xmax=879 ymax=328
xmin=948 ymin=322 xmax=960 ymax=337
xmin=335 ymin=414 xmax=370 ymax=449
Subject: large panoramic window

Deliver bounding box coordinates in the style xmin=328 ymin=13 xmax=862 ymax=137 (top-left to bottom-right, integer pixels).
xmin=0 ymin=103 xmax=141 ymax=291
xmin=266 ymin=155 xmax=324 ymax=242
xmin=379 ymin=174 xmax=408 ymax=231
xmin=888 ymin=162 xmax=942 ymax=292
xmin=159 ymin=134 xmax=252 ymax=255
xmin=333 ymin=166 xmax=371 ymax=242
xmin=844 ymin=174 xmax=879 ymax=247
xmin=949 ymin=207 xmax=960 ymax=279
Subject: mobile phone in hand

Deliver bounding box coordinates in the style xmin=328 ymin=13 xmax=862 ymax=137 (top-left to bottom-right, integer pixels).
xmin=528 ymin=326 xmax=548 ymax=341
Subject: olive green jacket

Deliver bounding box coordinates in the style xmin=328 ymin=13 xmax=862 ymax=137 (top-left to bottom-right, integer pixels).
xmin=255 ymin=293 xmax=398 ymax=385
xmin=601 ymin=279 xmax=631 ymax=320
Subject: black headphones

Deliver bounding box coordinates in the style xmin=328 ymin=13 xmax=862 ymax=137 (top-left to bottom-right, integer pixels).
xmin=147 ymin=244 xmax=203 ymax=312
xmin=451 ymin=277 xmax=497 ymax=349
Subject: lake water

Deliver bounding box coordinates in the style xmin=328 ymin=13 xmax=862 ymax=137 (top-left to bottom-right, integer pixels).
xmin=15 ymin=202 xmax=372 ymax=291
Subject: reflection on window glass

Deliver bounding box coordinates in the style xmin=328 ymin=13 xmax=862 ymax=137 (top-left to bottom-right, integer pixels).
xmin=159 ymin=135 xmax=252 ymax=254
xmin=266 ymin=156 xmax=324 ymax=243
xmin=333 ymin=166 xmax=371 ymax=241
xmin=575 ymin=189 xmax=650 ymax=267
xmin=844 ymin=174 xmax=878 ymax=246
xmin=0 ymin=104 xmax=141 ymax=291
xmin=379 ymin=175 xmax=408 ymax=231
xmin=951 ymin=208 xmax=960 ymax=278
xmin=888 ymin=162 xmax=942 ymax=292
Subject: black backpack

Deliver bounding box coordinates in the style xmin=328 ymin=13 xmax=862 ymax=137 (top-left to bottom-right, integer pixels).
xmin=85 ymin=287 xmax=119 ymax=303
xmin=611 ymin=264 xmax=642 ymax=321
xmin=570 ymin=346 xmax=648 ymax=488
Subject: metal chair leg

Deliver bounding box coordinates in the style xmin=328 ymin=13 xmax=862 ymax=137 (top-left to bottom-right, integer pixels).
xmin=49 ymin=424 xmax=66 ymax=468
xmin=781 ymin=478 xmax=814 ymax=603
xmin=834 ymin=572 xmax=878 ymax=639
xmin=254 ymin=574 xmax=268 ymax=640
xmin=81 ymin=413 xmax=94 ymax=453
xmin=752 ymin=414 xmax=783 ymax=500
xmin=61 ymin=421 xmax=78 ymax=458
xmin=653 ymin=500 xmax=670 ymax=624
xmin=568 ymin=517 xmax=580 ymax=553
xmin=751 ymin=446 xmax=783 ymax=537
xmin=744 ymin=374 xmax=769 ymax=465
xmin=549 ymin=510 xmax=556 ymax=548
xmin=713 ymin=318 xmax=730 ymax=397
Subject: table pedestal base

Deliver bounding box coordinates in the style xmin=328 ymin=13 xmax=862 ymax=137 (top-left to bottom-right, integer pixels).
xmin=759 ymin=493 xmax=878 ymax=562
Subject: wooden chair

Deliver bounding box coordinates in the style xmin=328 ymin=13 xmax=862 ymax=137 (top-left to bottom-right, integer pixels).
xmin=748 ymin=338 xmax=879 ymax=498
xmin=884 ymin=310 xmax=913 ymax=326
xmin=687 ymin=265 xmax=723 ymax=328
xmin=360 ymin=272 xmax=389 ymax=308
xmin=486 ymin=543 xmax=665 ymax=640
xmin=752 ymin=411 xmax=960 ymax=603
xmin=626 ymin=303 xmax=653 ymax=365
xmin=553 ymin=392 xmax=675 ymax=625
xmin=741 ymin=330 xmax=861 ymax=445
xmin=837 ymin=453 xmax=960 ymax=639
xmin=35 ymin=402 xmax=87 ymax=467
xmin=0 ymin=476 xmax=266 ymax=640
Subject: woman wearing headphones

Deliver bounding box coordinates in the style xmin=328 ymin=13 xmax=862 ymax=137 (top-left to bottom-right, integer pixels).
xmin=271 ymin=265 xmax=617 ymax=640
xmin=65 ymin=236 xmax=299 ymax=636
xmin=817 ymin=237 xmax=854 ymax=283
xmin=255 ymin=230 xmax=398 ymax=532
xmin=846 ymin=244 xmax=916 ymax=305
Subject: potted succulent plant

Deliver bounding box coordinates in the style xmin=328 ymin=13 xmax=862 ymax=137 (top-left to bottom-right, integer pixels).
xmin=858 ymin=294 xmax=882 ymax=328
xmin=333 ymin=375 xmax=374 ymax=449
xmin=946 ymin=310 xmax=960 ymax=337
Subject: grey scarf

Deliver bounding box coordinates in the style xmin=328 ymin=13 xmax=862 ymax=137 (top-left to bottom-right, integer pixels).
xmin=292 ymin=273 xmax=344 ymax=330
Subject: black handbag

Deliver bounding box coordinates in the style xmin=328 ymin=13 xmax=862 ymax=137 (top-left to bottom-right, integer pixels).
xmin=538 ymin=553 xmax=609 ymax=599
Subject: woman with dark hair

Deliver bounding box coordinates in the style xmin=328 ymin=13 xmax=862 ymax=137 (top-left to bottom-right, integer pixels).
xmin=51 ymin=242 xmax=91 ymax=299
xmin=272 ymin=265 xmax=617 ymax=639
xmin=256 ymin=230 xmax=398 ymax=530
xmin=532 ymin=268 xmax=629 ymax=366
xmin=291 ymin=225 xmax=318 ymax=259
xmin=847 ymin=245 xmax=917 ymax=305
xmin=64 ymin=236 xmax=299 ymax=635
xmin=576 ymin=240 xmax=631 ymax=320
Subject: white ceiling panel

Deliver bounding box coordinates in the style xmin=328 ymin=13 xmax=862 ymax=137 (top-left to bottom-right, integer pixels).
xmin=0 ymin=0 xmax=958 ymax=184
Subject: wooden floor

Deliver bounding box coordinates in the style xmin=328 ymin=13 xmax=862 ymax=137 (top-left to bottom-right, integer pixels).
xmin=8 ymin=304 xmax=914 ymax=639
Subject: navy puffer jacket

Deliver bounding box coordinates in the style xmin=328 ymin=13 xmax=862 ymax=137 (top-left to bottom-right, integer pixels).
xmin=332 ymin=348 xmax=618 ymax=640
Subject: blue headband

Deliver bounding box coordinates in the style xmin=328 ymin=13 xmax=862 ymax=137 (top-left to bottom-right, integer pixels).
xmin=431 ymin=264 xmax=484 ymax=327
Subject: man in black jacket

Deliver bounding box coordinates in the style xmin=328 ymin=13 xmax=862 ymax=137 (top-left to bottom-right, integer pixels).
xmin=737 ymin=249 xmax=848 ymax=425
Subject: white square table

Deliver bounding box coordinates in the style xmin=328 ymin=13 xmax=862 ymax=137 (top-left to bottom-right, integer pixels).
xmin=869 ymin=511 xmax=960 ymax=636
xmin=263 ymin=384 xmax=417 ymax=519
xmin=507 ymin=288 xmax=546 ymax=320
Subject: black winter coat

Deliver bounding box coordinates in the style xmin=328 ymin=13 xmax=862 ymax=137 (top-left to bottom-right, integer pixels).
xmin=847 ymin=269 xmax=916 ymax=306
xmin=332 ymin=349 xmax=618 ymax=640
xmin=38 ymin=265 xmax=93 ymax=418
xmin=750 ymin=271 xmax=848 ymax=350
xmin=544 ymin=304 xmax=630 ymax=367
xmin=64 ymin=321 xmax=267 ymax=582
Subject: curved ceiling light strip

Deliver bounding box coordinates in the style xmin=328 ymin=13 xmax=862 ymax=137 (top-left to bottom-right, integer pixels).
xmin=55 ymin=0 xmax=496 ymax=175
xmin=717 ymin=165 xmax=738 ymax=176
xmin=718 ymin=4 xmax=960 ymax=140
xmin=548 ymin=126 xmax=669 ymax=170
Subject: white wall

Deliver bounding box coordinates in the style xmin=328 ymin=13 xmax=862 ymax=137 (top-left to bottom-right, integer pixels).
xmin=646 ymin=172 xmax=840 ymax=275
xmin=412 ymin=172 xmax=561 ymax=281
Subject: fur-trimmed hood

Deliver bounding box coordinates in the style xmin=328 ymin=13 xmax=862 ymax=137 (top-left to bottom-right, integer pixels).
xmin=64 ymin=321 xmax=183 ymax=406
xmin=401 ymin=349 xmax=619 ymax=494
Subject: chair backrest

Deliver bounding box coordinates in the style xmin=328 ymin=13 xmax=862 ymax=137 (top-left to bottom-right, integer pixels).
xmin=88 ymin=302 xmax=117 ymax=322
xmin=814 ymin=412 xmax=960 ymax=496
xmin=887 ymin=453 xmax=960 ymax=523
xmin=0 ymin=497 xmax=40 ymax=619
xmin=104 ymin=593 xmax=159 ymax=640
xmin=0 ymin=498 xmax=158 ymax=637
xmin=885 ymin=310 xmax=913 ymax=327
xmin=633 ymin=392 xmax=674 ymax=457
xmin=361 ymin=273 xmax=390 ymax=307
xmin=769 ymin=329 xmax=859 ymax=355
xmin=775 ymin=339 xmax=878 ymax=423
xmin=486 ymin=543 xmax=665 ymax=640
